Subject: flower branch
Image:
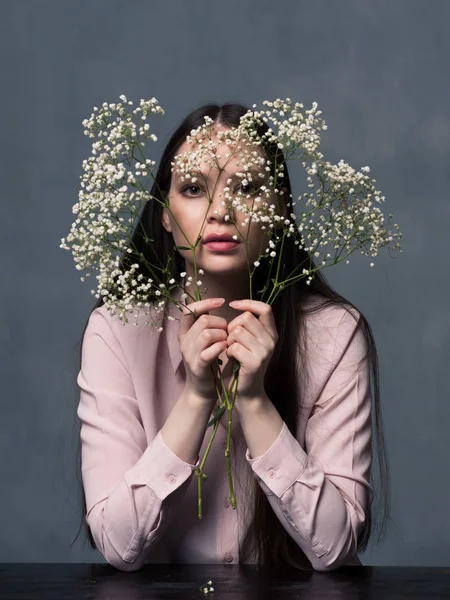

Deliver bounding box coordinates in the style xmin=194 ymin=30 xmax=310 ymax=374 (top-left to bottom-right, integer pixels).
xmin=61 ymin=94 xmax=403 ymax=519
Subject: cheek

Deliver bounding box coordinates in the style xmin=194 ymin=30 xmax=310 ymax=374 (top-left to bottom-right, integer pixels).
xmin=169 ymin=209 xmax=206 ymax=248
xmin=245 ymin=221 xmax=271 ymax=255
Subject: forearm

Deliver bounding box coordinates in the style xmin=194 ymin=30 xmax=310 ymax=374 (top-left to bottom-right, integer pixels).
xmin=160 ymin=387 xmax=215 ymax=464
xmin=238 ymin=393 xmax=371 ymax=570
xmin=234 ymin=393 xmax=284 ymax=459
xmin=90 ymin=389 xmax=214 ymax=568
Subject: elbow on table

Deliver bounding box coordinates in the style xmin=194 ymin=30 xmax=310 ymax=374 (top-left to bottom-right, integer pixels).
xmin=311 ymin=547 xmax=360 ymax=572
xmin=87 ymin=507 xmax=151 ymax=572
xmin=106 ymin=553 xmax=147 ymax=572
xmin=96 ymin=526 xmax=150 ymax=572
xmin=312 ymin=554 xmax=355 ymax=572
xmin=310 ymin=529 xmax=361 ymax=572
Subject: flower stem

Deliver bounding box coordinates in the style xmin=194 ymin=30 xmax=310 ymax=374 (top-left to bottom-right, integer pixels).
xmin=195 ymin=416 xmax=220 ymax=519
xmin=225 ymin=372 xmax=239 ymax=509
xmin=195 ymin=359 xmax=241 ymax=518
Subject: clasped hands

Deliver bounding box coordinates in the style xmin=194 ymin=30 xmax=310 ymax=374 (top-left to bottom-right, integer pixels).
xmin=221 ymin=299 xmax=278 ymax=401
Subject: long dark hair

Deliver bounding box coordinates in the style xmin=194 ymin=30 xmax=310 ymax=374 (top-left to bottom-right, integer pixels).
xmin=69 ymin=101 xmax=391 ymax=569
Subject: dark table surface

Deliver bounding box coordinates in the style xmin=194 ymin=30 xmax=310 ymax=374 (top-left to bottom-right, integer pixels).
xmin=1 ymin=563 xmax=449 ymax=599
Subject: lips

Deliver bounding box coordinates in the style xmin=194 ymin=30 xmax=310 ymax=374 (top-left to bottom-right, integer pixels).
xmin=202 ymin=233 xmax=240 ymax=244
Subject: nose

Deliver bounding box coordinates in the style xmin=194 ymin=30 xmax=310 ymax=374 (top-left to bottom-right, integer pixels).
xmin=205 ymin=185 xmax=236 ymax=224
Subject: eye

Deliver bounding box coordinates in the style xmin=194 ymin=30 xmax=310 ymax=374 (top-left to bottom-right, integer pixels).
xmin=238 ymin=181 xmax=257 ymax=195
xmin=180 ymin=184 xmax=203 ymax=198
xmin=180 ymin=181 xmax=258 ymax=198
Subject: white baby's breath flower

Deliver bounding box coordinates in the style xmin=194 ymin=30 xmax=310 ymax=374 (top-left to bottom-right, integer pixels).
xmin=62 ymin=94 xmax=402 ymax=346
xmin=62 ymin=93 xmax=402 ymax=531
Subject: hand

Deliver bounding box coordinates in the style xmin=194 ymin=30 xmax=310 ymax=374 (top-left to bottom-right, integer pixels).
xmin=178 ymin=298 xmax=228 ymax=405
xmin=226 ymin=299 xmax=279 ymax=401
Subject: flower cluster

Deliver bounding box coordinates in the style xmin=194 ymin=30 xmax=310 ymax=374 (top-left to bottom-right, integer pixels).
xmin=61 ymin=93 xmax=403 ymax=527
xmin=199 ymin=580 xmax=214 ymax=594
xmin=61 ymin=95 xmax=401 ymax=329
xmin=60 ymin=95 xmax=168 ymax=324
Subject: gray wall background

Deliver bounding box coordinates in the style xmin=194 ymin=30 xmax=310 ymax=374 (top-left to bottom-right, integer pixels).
xmin=1 ymin=0 xmax=448 ymax=565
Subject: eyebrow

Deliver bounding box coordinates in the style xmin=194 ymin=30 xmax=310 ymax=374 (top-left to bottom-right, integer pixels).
xmin=174 ymin=167 xmax=264 ymax=181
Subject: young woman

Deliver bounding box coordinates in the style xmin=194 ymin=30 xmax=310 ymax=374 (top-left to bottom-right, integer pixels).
xmin=71 ymin=102 xmax=390 ymax=572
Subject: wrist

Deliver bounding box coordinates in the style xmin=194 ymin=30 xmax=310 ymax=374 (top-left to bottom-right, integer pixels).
xmin=234 ymin=391 xmax=271 ymax=413
xmin=182 ymin=386 xmax=216 ymax=412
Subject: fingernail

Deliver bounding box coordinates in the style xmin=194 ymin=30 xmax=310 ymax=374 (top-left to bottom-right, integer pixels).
xmin=212 ymin=298 xmax=225 ymax=305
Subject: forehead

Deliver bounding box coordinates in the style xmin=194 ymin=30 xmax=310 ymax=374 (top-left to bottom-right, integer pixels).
xmin=174 ymin=125 xmax=266 ymax=163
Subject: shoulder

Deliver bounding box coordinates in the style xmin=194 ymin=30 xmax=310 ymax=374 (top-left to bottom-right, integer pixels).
xmin=300 ymin=294 xmax=365 ymax=368
xmin=297 ymin=295 xmax=368 ymax=402
xmin=85 ymin=298 xmax=179 ymax=354
xmin=82 ymin=301 xmax=174 ymax=377
xmin=303 ymin=293 xmax=361 ymax=335
xmin=86 ymin=301 xmax=169 ymax=339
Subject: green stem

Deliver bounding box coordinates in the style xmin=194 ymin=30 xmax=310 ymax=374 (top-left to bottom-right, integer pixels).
xmin=195 ymin=359 xmax=241 ymax=518
xmin=225 ymin=372 xmax=239 ymax=509
xmin=195 ymin=416 xmax=221 ymax=519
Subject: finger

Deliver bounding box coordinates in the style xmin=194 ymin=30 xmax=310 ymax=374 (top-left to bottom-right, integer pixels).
xmin=228 ymin=300 xmax=277 ymax=340
xmin=226 ymin=340 xmax=251 ymax=365
xmin=227 ymin=311 xmax=265 ymax=340
xmin=228 ymin=325 xmax=260 ymax=355
xmin=200 ymin=338 xmax=228 ymax=364
xmin=178 ymin=298 xmax=225 ymax=337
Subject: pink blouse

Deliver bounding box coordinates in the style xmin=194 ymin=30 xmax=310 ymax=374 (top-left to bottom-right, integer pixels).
xmin=77 ymin=288 xmax=373 ymax=571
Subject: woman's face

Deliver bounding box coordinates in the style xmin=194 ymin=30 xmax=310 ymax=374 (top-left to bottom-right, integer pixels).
xmin=161 ymin=125 xmax=287 ymax=278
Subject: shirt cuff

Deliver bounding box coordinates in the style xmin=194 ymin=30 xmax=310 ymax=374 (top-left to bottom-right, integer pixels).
xmin=245 ymin=421 xmax=308 ymax=497
xmin=124 ymin=429 xmax=200 ymax=502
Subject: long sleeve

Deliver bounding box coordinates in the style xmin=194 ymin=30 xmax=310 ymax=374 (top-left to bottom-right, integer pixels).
xmin=76 ymin=308 xmax=200 ymax=571
xmin=245 ymin=307 xmax=373 ymax=571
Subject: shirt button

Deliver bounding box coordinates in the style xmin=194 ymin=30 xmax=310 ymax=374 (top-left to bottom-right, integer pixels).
xmin=224 ymin=553 xmax=234 ymax=563
xmin=224 ymin=498 xmax=230 ymax=508
xmin=268 ymin=469 xmax=276 ymax=478
xmin=166 ymin=474 xmax=177 ymax=484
